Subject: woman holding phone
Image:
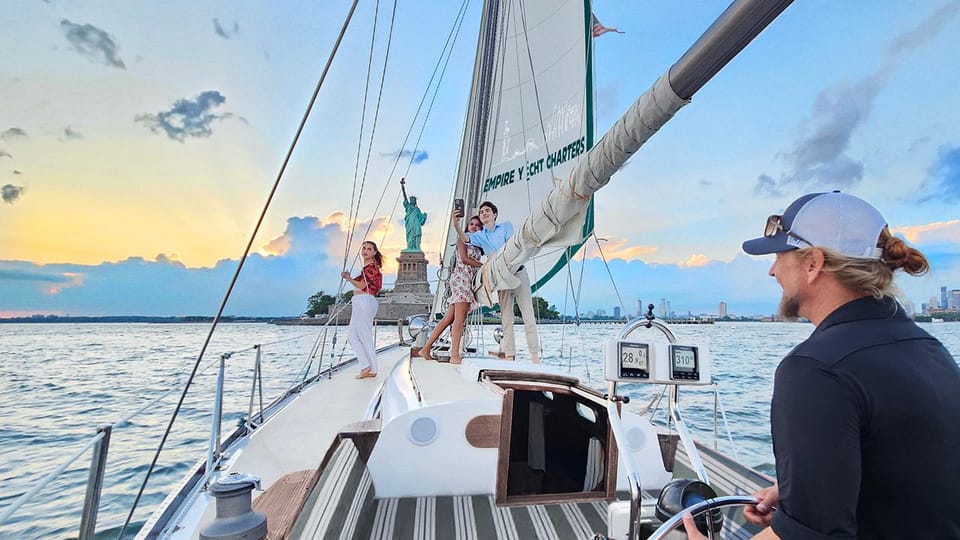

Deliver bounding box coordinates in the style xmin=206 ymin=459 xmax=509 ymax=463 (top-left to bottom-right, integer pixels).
xmin=420 ymin=212 xmax=483 ymax=364
xmin=341 ymin=241 xmax=384 ymax=379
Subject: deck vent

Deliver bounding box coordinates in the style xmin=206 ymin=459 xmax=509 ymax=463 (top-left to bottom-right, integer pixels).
xmin=200 ymin=472 xmax=267 ymax=540
xmin=409 ymin=416 xmax=439 ymax=445
xmin=626 ymin=427 xmax=647 ymax=450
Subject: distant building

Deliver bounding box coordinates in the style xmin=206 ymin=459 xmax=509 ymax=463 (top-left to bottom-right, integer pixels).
xmin=719 ymin=301 xmax=728 ymax=318
xmin=614 ymin=306 xmax=621 ymax=318
xmin=921 ymin=302 xmax=929 ymax=314
xmin=950 ymin=290 xmax=960 ymax=310
xmin=666 ymin=301 xmax=672 ymax=318
xmin=659 ymin=298 xmax=666 ymax=318
xmin=929 ymin=296 xmax=939 ymax=311
xmin=636 ymin=299 xmax=643 ymax=317
xmin=942 ymin=286 xmax=948 ymax=309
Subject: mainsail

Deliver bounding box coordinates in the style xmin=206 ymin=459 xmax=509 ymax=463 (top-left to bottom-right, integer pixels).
xmin=433 ymin=0 xmax=595 ymax=315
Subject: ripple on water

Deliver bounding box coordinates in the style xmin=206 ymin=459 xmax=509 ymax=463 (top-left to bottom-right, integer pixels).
xmin=1 ymin=321 xmax=957 ymax=538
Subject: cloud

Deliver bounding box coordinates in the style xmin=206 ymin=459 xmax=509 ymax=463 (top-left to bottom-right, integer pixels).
xmin=1 ymin=128 xmax=27 ymax=141
xmin=60 ymin=20 xmax=126 ymax=69
xmin=753 ymin=174 xmax=781 ymax=197
xmin=213 ymin=18 xmax=240 ymax=39
xmin=2 ymin=184 xmax=25 ymax=204
xmin=678 ymin=254 xmax=710 ymax=268
xmin=886 ymin=1 xmax=960 ymax=57
xmin=382 ymin=149 xmax=429 ymax=164
xmin=135 ymin=90 xmax=236 ymax=141
xmin=921 ymin=145 xmax=960 ymax=202
xmin=754 ymin=3 xmax=960 ymax=196
xmin=592 ymin=237 xmax=658 ymax=261
xmin=893 ymin=219 xmax=960 ymax=245
xmin=63 ymin=126 xmax=84 ymax=140
xmin=0 ymin=213 xmax=405 ymax=317
xmin=535 ymin=254 xmax=788 ymax=317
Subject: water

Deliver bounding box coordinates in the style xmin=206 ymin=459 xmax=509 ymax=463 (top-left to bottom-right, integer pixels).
xmin=1 ymin=321 xmax=958 ymax=539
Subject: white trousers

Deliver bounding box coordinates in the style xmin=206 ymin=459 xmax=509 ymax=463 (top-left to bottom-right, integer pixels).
xmin=498 ymin=268 xmax=540 ymax=360
xmin=348 ymin=294 xmax=379 ymax=373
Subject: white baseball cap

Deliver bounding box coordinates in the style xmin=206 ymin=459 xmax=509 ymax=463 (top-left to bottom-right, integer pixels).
xmin=742 ymin=191 xmax=887 ymax=260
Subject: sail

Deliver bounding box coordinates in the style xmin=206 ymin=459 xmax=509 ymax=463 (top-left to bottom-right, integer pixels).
xmin=433 ymin=0 xmax=594 ymax=315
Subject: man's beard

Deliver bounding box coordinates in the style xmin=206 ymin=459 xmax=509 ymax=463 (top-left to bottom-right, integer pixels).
xmin=778 ymin=291 xmax=803 ymax=321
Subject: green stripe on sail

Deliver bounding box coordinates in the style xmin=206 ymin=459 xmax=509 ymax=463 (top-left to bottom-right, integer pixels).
xmin=530 ymin=0 xmax=596 ymax=293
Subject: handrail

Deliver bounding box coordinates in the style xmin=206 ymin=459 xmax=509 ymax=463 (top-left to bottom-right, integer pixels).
xmin=605 ymin=399 xmax=643 ymax=540
xmin=78 ymin=425 xmax=112 ymax=540
xmin=205 ymin=353 xmax=228 ymax=487
xmin=0 ymin=429 xmax=106 ymax=526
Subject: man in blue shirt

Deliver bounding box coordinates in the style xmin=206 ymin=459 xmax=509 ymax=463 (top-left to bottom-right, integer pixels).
xmin=683 ymin=191 xmax=960 ymax=539
xmin=453 ymin=201 xmax=540 ymax=363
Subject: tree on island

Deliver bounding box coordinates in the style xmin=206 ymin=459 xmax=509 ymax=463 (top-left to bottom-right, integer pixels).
xmin=305 ymin=290 xmax=357 ymax=317
xmin=513 ymin=296 xmax=560 ymax=320
xmin=305 ymin=291 xmax=336 ymax=317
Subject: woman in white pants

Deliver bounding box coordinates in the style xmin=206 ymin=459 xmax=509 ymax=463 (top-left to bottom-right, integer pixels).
xmin=341 ymin=241 xmax=383 ymax=379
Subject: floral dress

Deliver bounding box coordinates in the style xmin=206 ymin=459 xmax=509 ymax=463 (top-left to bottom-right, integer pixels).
xmin=448 ymin=243 xmax=482 ymax=304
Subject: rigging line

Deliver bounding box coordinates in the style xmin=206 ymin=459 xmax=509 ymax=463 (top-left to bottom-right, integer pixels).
xmin=363 ymin=0 xmax=471 ymax=249
xmin=480 ymin=0 xmax=509 ymax=182
xmin=116 ymin=2 xmax=361 ymax=537
xmin=343 ymin=0 xmax=382 ymax=273
xmin=511 ymin=0 xmax=544 ymax=336
xmin=400 ymin=0 xmax=471 ymax=181
xmin=350 ymin=0 xmax=399 ymax=255
xmin=593 ymin=233 xmax=627 ymax=316
xmin=575 ymin=234 xmax=587 ymax=324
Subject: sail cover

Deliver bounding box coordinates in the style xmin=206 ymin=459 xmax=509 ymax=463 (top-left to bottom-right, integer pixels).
xmin=434 ymin=0 xmax=594 ymax=315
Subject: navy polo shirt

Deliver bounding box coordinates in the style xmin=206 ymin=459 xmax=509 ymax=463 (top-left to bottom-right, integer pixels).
xmin=770 ymin=296 xmax=960 ymax=539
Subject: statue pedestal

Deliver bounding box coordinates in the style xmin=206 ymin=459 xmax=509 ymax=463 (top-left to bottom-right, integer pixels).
xmin=338 ymin=251 xmax=433 ymax=322
xmin=394 ymin=251 xmax=431 ymax=294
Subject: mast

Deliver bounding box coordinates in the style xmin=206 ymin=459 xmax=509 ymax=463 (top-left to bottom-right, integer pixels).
xmin=431 ymin=0 xmax=503 ymax=316
xmin=475 ymin=0 xmax=795 ymax=303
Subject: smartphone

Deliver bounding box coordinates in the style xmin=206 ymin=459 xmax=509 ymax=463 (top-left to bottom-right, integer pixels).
xmin=454 ymin=198 xmax=465 ymax=215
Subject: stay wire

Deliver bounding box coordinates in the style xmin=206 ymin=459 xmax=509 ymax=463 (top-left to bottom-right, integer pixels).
xmin=116 ymin=2 xmax=361 ymax=537
xmin=374 ymin=0 xmax=472 ymax=249
xmin=346 ymin=0 xmax=398 ymax=268
xmin=593 ymin=233 xmax=627 ymax=318
xmin=342 ymin=0 xmax=383 ymax=275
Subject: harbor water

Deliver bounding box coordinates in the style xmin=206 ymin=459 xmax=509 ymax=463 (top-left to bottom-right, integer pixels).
xmin=1 ymin=321 xmax=958 ymax=538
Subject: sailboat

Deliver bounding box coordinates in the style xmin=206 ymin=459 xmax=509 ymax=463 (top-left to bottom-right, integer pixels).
xmin=114 ymin=0 xmax=790 ymax=538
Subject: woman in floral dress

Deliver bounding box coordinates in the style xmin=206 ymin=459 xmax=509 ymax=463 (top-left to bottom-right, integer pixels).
xmin=420 ymin=215 xmax=484 ymax=364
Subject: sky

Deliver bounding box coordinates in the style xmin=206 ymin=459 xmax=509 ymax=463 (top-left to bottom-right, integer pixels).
xmin=2 ymin=0 xmax=959 ymax=318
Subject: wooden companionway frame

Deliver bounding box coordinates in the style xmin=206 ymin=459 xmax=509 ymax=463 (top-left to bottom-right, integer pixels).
xmin=481 ymin=371 xmax=618 ymax=506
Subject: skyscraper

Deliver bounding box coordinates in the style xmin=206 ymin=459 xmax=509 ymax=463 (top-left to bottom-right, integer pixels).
xmin=637 ymin=299 xmax=643 ymax=317
xmin=719 ymin=301 xmax=727 ymax=318
xmin=614 ymin=306 xmax=621 ymax=318
xmin=659 ymin=298 xmax=666 ymax=318
xmin=942 ymin=286 xmax=948 ymax=309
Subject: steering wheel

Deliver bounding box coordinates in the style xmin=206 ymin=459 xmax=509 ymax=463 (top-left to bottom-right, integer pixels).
xmin=646 ymin=495 xmax=760 ymax=540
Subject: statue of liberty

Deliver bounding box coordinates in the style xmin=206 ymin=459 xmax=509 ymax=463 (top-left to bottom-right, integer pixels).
xmin=400 ymin=178 xmax=427 ymax=252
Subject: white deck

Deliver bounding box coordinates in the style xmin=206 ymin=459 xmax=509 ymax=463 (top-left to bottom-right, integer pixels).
xmin=169 ymin=346 xmax=410 ymax=539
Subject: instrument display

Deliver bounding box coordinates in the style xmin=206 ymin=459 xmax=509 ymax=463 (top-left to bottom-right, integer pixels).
xmin=669 ymin=345 xmax=699 ymax=380
xmin=604 ymin=336 xmax=711 ymax=385
xmin=618 ymin=342 xmax=649 ymax=378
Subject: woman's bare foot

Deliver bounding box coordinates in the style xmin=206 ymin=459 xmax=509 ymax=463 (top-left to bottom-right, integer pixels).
xmin=419 ymin=348 xmax=434 ymax=361
xmin=450 ymin=355 xmax=463 ymax=365
xmin=356 ymin=371 xmax=377 ymax=379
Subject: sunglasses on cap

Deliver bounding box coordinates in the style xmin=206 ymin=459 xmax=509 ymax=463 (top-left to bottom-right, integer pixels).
xmin=764 ymin=214 xmax=813 ymax=247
